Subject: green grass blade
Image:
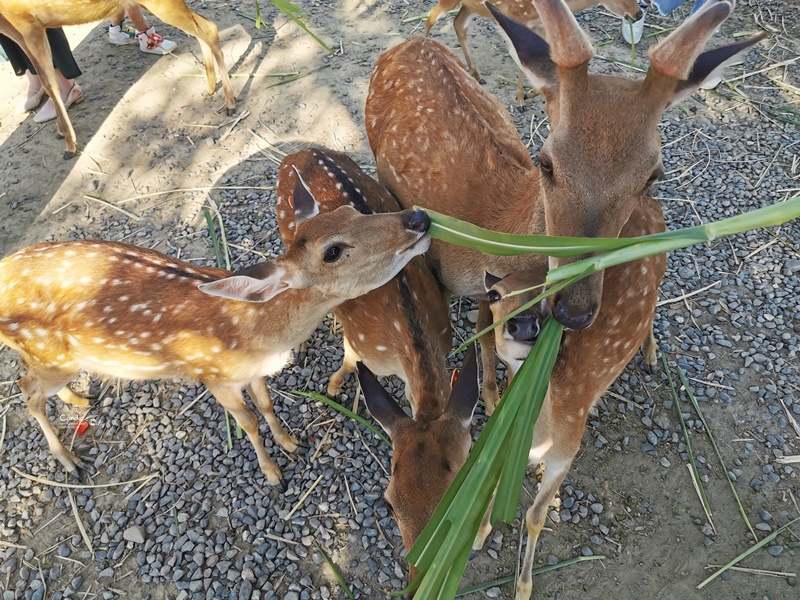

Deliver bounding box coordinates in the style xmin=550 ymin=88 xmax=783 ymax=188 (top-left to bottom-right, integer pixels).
xmin=493 ymin=319 xmax=563 ymax=522
xmin=269 ymin=0 xmax=333 ymax=54
xmin=421 ymin=197 xmax=800 ymax=281
xmin=315 ymin=542 xmax=356 ymax=599
xmin=676 ymin=367 xmax=757 ymax=541
xmin=421 ymin=208 xmax=636 ymax=256
xmin=697 ymin=516 xmax=800 ymax=589
xmin=295 ymin=391 xmax=391 ymax=447
xmin=548 ymin=196 xmax=800 ymax=282
xmin=204 ymin=210 xmax=223 ymax=269
xmin=662 ymin=355 xmax=714 ymax=529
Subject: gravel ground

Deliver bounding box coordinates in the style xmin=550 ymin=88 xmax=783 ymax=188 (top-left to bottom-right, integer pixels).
xmin=1 ymin=1 xmax=798 ymax=599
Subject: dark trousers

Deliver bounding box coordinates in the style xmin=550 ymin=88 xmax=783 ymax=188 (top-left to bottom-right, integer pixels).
xmin=0 ymin=28 xmax=82 ymax=79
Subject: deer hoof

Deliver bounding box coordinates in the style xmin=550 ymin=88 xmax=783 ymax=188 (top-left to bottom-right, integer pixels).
xmin=63 ymin=150 xmax=76 ymax=160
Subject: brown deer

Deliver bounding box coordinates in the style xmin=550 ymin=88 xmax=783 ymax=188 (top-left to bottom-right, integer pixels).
xmin=275 ymin=149 xmax=476 ymax=569
xmin=357 ymin=345 xmax=480 ymax=585
xmin=0 ymin=193 xmax=431 ymax=485
xmin=274 ymin=148 xmax=452 ymax=406
xmin=0 ymin=0 xmax=236 ymax=159
xmin=423 ymin=0 xmax=644 ymax=104
xmin=367 ymin=0 xmax=763 ymax=595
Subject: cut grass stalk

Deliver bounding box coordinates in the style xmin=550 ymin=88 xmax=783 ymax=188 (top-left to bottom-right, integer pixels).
xmin=420 ymin=195 xmax=800 ymax=286
xmin=295 ymin=391 xmax=391 ymax=447
xmin=455 ymin=555 xmax=605 ymax=596
xmin=264 ymin=65 xmax=330 ymax=89
xmin=697 ymin=516 xmax=800 ymax=589
xmin=402 ymin=9 xmax=457 ymax=24
xmin=315 ymin=542 xmax=356 ymax=599
xmin=663 ymin=355 xmax=715 ymax=533
xmin=257 ymin=0 xmax=332 ymax=54
xmin=676 ymin=367 xmax=757 ymax=541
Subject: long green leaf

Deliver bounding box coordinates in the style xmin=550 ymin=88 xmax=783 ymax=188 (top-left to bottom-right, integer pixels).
xmin=268 ymin=0 xmax=333 ymax=54
xmin=404 ymin=319 xmax=564 ymax=598
xmin=676 ymin=367 xmax=756 ymax=541
xmin=493 ymin=320 xmax=562 ymax=521
xmin=420 ymin=196 xmax=800 ymax=274
xmin=547 ymin=196 xmax=800 ymax=282
xmin=697 ymin=516 xmax=800 ymax=589
xmin=315 ymin=542 xmax=356 ymax=599
xmin=295 ymin=391 xmax=392 ymax=447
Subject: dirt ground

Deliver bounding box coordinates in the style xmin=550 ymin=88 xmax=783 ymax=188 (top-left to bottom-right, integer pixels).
xmin=1 ymin=1 xmax=799 ymax=599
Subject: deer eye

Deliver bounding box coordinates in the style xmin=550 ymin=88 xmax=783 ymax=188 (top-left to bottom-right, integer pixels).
xmin=487 ymin=290 xmax=502 ymax=303
xmin=537 ymin=155 xmax=553 ymax=176
xmin=323 ymin=246 xmax=342 ymax=263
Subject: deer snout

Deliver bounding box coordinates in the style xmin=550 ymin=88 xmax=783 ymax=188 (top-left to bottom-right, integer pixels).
xmin=404 ymin=209 xmax=431 ymax=233
xmin=551 ymin=298 xmax=597 ymax=330
xmin=506 ymin=314 xmax=541 ymax=343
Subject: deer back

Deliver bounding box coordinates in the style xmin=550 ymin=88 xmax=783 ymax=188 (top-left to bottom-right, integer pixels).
xmin=366 ymin=37 xmax=546 ymax=300
xmin=275 ymin=148 xmax=451 ymax=413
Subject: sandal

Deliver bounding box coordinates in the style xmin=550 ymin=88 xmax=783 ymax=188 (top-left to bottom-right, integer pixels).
xmin=21 ymin=85 xmax=46 ymax=113
xmin=33 ymin=82 xmax=84 ymax=124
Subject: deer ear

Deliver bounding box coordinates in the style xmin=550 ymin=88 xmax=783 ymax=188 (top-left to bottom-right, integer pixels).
xmin=358 ymin=362 xmax=410 ymax=436
xmin=292 ymin=167 xmax=320 ymax=224
xmin=446 ymin=344 xmax=479 ymax=429
xmin=487 ymin=2 xmax=557 ymax=95
xmin=198 ymin=263 xmax=292 ymax=303
xmin=666 ymin=34 xmax=766 ymax=108
xmin=484 ymin=271 xmax=503 ymax=292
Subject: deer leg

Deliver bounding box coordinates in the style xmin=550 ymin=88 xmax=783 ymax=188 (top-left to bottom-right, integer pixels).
xmin=477 ymin=301 xmax=500 ymax=415
xmin=206 ymin=383 xmax=282 ymax=485
xmin=327 ymin=335 xmax=360 ymax=397
xmin=453 ymin=6 xmax=482 ymax=83
xmin=245 ymin=378 xmax=298 ymax=453
xmin=515 ymin=459 xmax=572 ymax=600
xmin=143 ymin=2 xmax=236 ymax=114
xmin=18 ymin=367 xmax=84 ymax=474
xmin=56 ymin=387 xmax=91 ymax=408
xmin=471 ymin=489 xmax=497 ymax=557
xmin=13 ymin=26 xmax=77 ymax=158
xmin=424 ymin=0 xmax=460 ymax=36
xmin=642 ymin=327 xmax=657 ymax=373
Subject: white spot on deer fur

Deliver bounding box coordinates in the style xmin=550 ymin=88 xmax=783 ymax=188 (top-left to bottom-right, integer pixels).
xmin=376 ymin=346 xmax=387 ymax=352
xmin=8 ymin=323 xmax=19 ymax=331
xmin=394 ymin=321 xmax=401 ymax=332
xmin=358 ymin=333 xmax=365 ymax=342
xmin=119 ymin=296 xmax=129 ymax=302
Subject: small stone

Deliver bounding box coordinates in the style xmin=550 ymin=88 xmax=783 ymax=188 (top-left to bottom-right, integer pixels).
xmin=486 ymin=587 xmax=502 ymax=598
xmin=767 ymin=545 xmax=783 ymax=556
xmin=660 ymin=457 xmax=671 ymax=468
xmin=123 ymin=526 xmax=146 ymax=544
xmin=98 ymin=568 xmax=114 ymax=579
xmin=590 ymin=503 xmax=603 ymax=514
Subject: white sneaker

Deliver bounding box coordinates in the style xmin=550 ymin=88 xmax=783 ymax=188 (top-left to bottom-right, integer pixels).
xmin=621 ymin=7 xmax=647 ymax=44
xmin=136 ymin=27 xmax=178 ymax=55
xmin=109 ymin=24 xmax=137 ymax=46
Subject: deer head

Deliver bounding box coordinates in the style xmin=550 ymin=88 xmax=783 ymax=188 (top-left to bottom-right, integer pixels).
xmin=357 ymin=346 xmax=479 ymax=580
xmin=489 ymin=0 xmax=765 ymax=329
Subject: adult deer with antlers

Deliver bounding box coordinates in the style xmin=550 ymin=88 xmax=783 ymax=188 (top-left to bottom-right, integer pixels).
xmin=0 ymin=0 xmax=236 ymax=159
xmin=367 ymin=0 xmax=763 ymax=595
xmin=0 ymin=193 xmax=431 ymax=485
xmin=275 ymin=149 xmax=480 ymax=565
xmin=424 ymin=0 xmax=644 ymax=104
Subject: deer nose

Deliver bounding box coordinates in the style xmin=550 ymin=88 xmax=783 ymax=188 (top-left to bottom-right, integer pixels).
xmin=405 ymin=209 xmax=431 ymax=233
xmin=552 ymin=300 xmax=596 ymax=330
xmin=507 ymin=314 xmax=541 ymax=342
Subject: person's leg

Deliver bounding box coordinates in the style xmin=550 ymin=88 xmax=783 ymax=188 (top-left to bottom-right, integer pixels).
xmin=109 ymin=8 xmax=137 ymax=45
xmin=128 ymin=4 xmax=178 ymax=55
xmin=33 ymin=66 xmax=83 ymax=123
xmin=650 ymin=0 xmax=689 ymax=14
